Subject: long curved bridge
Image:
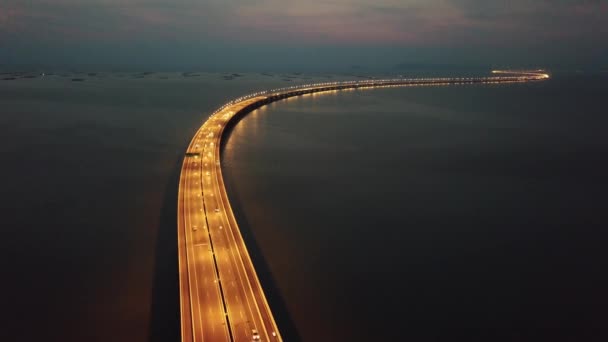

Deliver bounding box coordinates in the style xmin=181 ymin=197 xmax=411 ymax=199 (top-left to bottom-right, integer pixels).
xmin=177 ymin=70 xmax=550 ymax=342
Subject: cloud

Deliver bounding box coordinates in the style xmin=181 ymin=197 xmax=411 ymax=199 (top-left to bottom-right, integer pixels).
xmin=0 ymin=0 xmax=235 ymax=43
xmin=224 ymin=0 xmax=608 ymax=46
xmin=1 ymin=0 xmax=606 ymax=67
xmin=2 ymin=0 xmax=606 ymax=44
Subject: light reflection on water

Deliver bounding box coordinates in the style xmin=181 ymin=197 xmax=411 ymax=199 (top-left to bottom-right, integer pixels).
xmin=222 ymin=74 xmax=608 ymax=341
xmin=1 ymin=72 xmax=607 ymax=342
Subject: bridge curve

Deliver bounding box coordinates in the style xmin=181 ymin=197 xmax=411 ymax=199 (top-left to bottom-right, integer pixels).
xmin=177 ymin=70 xmax=550 ymax=342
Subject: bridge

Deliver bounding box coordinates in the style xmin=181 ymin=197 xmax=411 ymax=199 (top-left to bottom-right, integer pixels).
xmin=177 ymin=70 xmax=550 ymax=342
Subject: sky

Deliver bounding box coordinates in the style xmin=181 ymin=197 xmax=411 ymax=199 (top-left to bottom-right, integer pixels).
xmin=1 ymin=0 xmax=607 ymax=70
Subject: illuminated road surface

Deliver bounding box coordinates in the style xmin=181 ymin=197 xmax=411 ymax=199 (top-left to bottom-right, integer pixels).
xmin=177 ymin=70 xmax=549 ymax=342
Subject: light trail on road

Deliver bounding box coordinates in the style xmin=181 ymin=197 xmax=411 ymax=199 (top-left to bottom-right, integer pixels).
xmin=177 ymin=70 xmax=549 ymax=342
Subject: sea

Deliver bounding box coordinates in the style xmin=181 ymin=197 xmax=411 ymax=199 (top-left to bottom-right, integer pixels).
xmin=1 ymin=70 xmax=606 ymax=342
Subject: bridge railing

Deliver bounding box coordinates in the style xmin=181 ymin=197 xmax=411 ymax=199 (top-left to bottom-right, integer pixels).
xmin=209 ymin=70 xmax=549 ymax=116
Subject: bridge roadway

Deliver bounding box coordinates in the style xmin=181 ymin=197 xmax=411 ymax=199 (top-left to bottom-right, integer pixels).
xmin=177 ymin=70 xmax=550 ymax=342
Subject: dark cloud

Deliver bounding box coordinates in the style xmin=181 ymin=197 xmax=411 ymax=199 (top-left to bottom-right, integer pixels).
xmin=1 ymin=0 xmax=606 ymax=69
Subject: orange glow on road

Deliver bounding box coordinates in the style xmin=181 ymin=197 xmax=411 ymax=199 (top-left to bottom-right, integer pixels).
xmin=177 ymin=70 xmax=549 ymax=342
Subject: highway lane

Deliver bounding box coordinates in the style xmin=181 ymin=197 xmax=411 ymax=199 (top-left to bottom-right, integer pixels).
xmin=192 ymin=130 xmax=233 ymax=342
xmin=178 ymin=70 xmax=549 ymax=342
xmin=216 ymin=118 xmax=278 ymax=341
xmin=211 ymin=107 xmax=282 ymax=341
xmin=177 ymin=165 xmax=193 ymax=340
xmin=180 ymin=97 xmax=281 ymax=342
xmin=203 ymin=98 xmax=279 ymax=342
xmin=179 ymin=129 xmax=231 ymax=341
xmin=187 ymin=160 xmax=231 ymax=342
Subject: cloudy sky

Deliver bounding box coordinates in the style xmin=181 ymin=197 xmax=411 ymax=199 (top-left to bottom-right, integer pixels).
xmin=1 ymin=0 xmax=607 ymax=70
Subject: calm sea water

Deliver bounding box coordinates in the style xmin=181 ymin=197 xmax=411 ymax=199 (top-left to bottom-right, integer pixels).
xmin=222 ymin=74 xmax=608 ymax=342
xmin=1 ymin=72 xmax=606 ymax=341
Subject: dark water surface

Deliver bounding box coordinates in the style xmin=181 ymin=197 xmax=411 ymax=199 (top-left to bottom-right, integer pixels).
xmin=222 ymin=74 xmax=608 ymax=342
xmin=0 ymin=72 xmax=311 ymax=341
xmin=1 ymin=72 xmax=607 ymax=341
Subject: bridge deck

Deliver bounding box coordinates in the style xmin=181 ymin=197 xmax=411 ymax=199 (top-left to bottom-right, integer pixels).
xmin=177 ymin=71 xmax=550 ymax=342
